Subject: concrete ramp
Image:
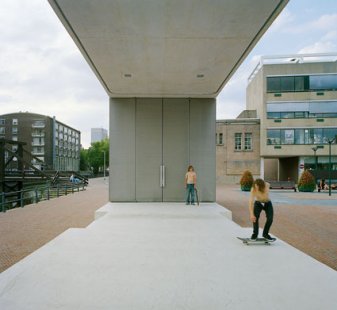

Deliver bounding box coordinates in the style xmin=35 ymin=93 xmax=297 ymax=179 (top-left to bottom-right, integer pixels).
xmin=0 ymin=203 xmax=336 ymax=309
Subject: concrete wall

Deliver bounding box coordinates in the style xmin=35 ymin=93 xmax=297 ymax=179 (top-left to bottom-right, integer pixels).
xmin=109 ymin=98 xmax=215 ymax=202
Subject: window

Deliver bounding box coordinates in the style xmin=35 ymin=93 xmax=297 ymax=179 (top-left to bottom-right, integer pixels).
xmin=12 ymin=119 xmax=18 ymax=125
xmin=281 ymin=130 xmax=294 ymax=144
xmin=244 ymin=133 xmax=252 ymax=150
xmin=12 ymin=127 xmax=18 ymax=134
xmin=309 ymin=74 xmax=337 ymax=90
xmin=266 ymin=101 xmax=337 ymax=119
xmin=267 ymin=74 xmax=337 ymax=93
xmin=235 ymin=133 xmax=242 ymax=150
xmin=0 ymin=127 xmax=5 ymax=134
xmin=32 ymin=120 xmax=45 ymax=128
xmin=267 ymin=130 xmax=281 ymax=145
xmin=12 ymin=136 xmax=18 ymax=141
xmin=219 ymin=133 xmax=223 ymax=144
xmin=268 ymin=128 xmax=337 ymax=145
xmin=0 ymin=119 xmax=5 ymax=125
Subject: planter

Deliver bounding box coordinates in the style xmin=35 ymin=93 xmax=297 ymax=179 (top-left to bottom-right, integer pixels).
xmin=241 ymin=186 xmax=252 ymax=192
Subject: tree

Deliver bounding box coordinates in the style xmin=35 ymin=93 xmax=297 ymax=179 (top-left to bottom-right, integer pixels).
xmin=240 ymin=170 xmax=254 ymax=191
xmin=87 ymin=139 xmax=109 ymax=175
xmin=79 ymin=148 xmax=89 ymax=171
xmin=298 ymin=170 xmax=316 ymax=192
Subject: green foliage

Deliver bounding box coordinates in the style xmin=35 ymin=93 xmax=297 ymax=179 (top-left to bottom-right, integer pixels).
xmin=87 ymin=139 xmax=109 ymax=175
xmin=240 ymin=170 xmax=254 ymax=191
xmin=298 ymin=170 xmax=316 ymax=192
xmin=80 ymin=149 xmax=89 ymax=171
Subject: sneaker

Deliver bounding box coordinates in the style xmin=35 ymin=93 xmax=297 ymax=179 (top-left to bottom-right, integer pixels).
xmin=263 ymin=234 xmax=276 ymax=242
xmin=250 ymin=234 xmax=258 ymax=240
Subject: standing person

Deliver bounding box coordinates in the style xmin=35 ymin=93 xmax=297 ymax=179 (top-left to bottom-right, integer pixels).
xmin=249 ymin=178 xmax=276 ymax=241
xmin=185 ymin=165 xmax=197 ymax=205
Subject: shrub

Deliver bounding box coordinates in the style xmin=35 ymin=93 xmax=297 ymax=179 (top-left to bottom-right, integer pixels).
xmin=298 ymin=170 xmax=316 ymax=192
xmin=240 ymin=170 xmax=254 ymax=191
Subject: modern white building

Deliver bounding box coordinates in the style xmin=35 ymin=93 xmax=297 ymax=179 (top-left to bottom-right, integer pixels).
xmin=91 ymin=128 xmax=108 ymax=144
xmin=247 ymin=53 xmax=337 ymax=182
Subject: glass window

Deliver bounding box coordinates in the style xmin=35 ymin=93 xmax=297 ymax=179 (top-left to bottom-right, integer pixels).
xmin=12 ymin=127 xmax=18 ymax=134
xmin=313 ymin=128 xmax=323 ymax=144
xmin=12 ymin=119 xmax=18 ymax=125
xmin=0 ymin=127 xmax=5 ymax=134
xmin=295 ymin=129 xmax=304 ymax=144
xmin=267 ymin=112 xmax=281 ymax=119
xmin=0 ymin=119 xmax=5 ymax=125
xmin=267 ymin=77 xmax=281 ymax=92
xmin=235 ymin=133 xmax=242 ymax=150
xmin=282 ymin=130 xmax=294 ymax=144
xmin=323 ymin=128 xmax=337 ymax=143
xmin=294 ymin=76 xmax=305 ymax=91
xmin=219 ymin=133 xmax=223 ymax=144
xmin=267 ymin=130 xmax=280 ymax=145
xmin=309 ymin=74 xmax=337 ymax=90
xmin=280 ymin=76 xmax=294 ymax=92
xmin=12 ymin=136 xmax=18 ymax=141
xmin=280 ymin=112 xmax=295 ymax=119
xmin=244 ymin=133 xmax=252 ymax=150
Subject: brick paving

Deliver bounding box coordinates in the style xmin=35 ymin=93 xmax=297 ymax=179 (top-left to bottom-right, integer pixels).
xmin=216 ymin=184 xmax=337 ymax=271
xmin=1 ymin=179 xmax=336 ymax=273
xmin=0 ymin=178 xmax=108 ymax=273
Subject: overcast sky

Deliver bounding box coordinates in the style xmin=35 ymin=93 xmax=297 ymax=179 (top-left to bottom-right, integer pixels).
xmin=1 ymin=0 xmax=337 ymax=148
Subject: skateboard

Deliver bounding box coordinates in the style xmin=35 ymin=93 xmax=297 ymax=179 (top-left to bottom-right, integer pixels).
xmin=237 ymin=237 xmax=276 ymax=245
xmin=195 ymin=188 xmax=199 ymax=206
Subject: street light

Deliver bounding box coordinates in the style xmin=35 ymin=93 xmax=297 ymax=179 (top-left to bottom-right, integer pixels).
xmin=311 ymin=146 xmax=318 ymax=170
xmin=328 ymin=138 xmax=336 ymax=196
xmin=102 ymin=150 xmax=106 ymax=180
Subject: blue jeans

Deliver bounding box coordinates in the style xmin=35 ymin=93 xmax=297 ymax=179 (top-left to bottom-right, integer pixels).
xmin=186 ymin=184 xmax=195 ymax=204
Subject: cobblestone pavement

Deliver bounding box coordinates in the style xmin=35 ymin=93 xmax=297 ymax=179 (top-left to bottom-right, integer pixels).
xmin=1 ymin=180 xmax=336 ymax=273
xmin=0 ymin=178 xmax=108 ymax=273
xmin=216 ymin=184 xmax=337 ymax=271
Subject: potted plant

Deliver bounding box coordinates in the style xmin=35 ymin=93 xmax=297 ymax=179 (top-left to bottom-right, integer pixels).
xmin=240 ymin=170 xmax=254 ymax=191
xmin=298 ymin=170 xmax=316 ymax=192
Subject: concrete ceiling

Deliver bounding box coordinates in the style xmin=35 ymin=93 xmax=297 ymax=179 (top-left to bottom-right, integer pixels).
xmin=48 ymin=0 xmax=288 ymax=98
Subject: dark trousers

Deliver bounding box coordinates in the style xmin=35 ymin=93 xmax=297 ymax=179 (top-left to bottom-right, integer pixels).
xmin=253 ymin=201 xmax=274 ymax=236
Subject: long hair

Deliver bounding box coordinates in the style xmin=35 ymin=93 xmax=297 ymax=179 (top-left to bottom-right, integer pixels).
xmin=253 ymin=178 xmax=265 ymax=192
xmin=187 ymin=165 xmax=194 ymax=172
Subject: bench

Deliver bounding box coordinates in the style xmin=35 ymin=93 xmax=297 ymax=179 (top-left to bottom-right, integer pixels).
xmin=267 ymin=181 xmax=297 ymax=192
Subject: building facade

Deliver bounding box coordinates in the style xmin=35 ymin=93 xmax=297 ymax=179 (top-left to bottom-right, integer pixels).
xmin=216 ymin=112 xmax=260 ymax=184
xmin=246 ymin=54 xmax=337 ymax=182
xmin=0 ymin=112 xmax=81 ymax=171
xmin=91 ymin=128 xmax=108 ymax=144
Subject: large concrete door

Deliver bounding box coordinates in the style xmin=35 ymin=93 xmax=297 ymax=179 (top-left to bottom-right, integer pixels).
xmin=136 ymin=99 xmax=163 ymax=202
xmin=163 ymin=99 xmax=189 ymax=201
xmin=136 ymin=99 xmax=189 ymax=202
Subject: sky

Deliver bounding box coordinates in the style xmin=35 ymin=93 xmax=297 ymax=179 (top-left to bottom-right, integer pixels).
xmin=0 ymin=0 xmax=337 ymax=148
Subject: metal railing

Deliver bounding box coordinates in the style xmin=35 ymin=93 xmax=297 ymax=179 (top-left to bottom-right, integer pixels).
xmin=1 ymin=182 xmax=86 ymax=213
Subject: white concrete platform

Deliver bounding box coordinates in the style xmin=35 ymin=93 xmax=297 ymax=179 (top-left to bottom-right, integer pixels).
xmin=0 ymin=203 xmax=336 ymax=309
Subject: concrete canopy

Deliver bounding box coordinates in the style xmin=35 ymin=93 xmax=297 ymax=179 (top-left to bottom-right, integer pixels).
xmin=49 ymin=0 xmax=288 ymax=98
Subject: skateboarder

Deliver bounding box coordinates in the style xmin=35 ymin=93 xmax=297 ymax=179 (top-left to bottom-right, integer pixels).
xmin=249 ymin=178 xmax=275 ymax=241
xmin=185 ymin=165 xmax=197 ymax=205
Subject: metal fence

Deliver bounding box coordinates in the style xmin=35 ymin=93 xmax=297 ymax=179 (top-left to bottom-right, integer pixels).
xmin=1 ymin=183 xmax=86 ymax=213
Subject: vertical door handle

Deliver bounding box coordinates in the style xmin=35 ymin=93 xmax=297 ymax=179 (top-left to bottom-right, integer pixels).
xmin=160 ymin=165 xmax=165 ymax=188
xmin=162 ymin=165 xmax=165 ymax=187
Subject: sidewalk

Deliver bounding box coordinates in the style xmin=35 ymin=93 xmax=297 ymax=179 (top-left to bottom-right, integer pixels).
xmin=216 ymin=184 xmax=337 ymax=270
xmin=0 ymin=202 xmax=336 ymax=309
xmin=0 ymin=178 xmax=108 ymax=272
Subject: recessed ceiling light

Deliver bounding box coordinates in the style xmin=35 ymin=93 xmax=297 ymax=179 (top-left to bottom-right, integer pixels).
xmin=197 ymin=74 xmax=204 ymax=78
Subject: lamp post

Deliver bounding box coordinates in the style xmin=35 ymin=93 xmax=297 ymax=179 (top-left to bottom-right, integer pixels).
xmin=328 ymin=138 xmax=335 ymax=196
xmin=311 ymin=146 xmax=318 ymax=171
xmin=102 ymin=150 xmax=106 ymax=180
